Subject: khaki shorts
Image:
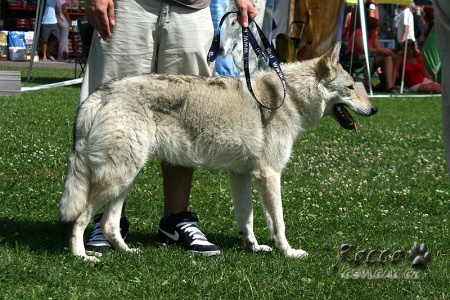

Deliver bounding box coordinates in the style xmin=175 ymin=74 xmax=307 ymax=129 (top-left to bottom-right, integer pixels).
xmin=80 ymin=0 xmax=214 ymax=102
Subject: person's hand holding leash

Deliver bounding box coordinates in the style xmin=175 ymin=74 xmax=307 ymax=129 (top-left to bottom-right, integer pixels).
xmin=86 ymin=0 xmax=115 ymax=40
xmin=234 ymin=0 xmax=257 ymax=27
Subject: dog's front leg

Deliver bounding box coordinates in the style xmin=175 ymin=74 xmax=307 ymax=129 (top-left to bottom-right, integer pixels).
xmin=254 ymin=167 xmax=308 ymax=258
xmin=229 ymin=172 xmax=272 ymax=253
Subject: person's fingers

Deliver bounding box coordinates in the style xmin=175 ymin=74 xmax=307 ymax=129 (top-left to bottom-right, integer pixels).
xmin=235 ymin=2 xmax=257 ymax=28
xmin=85 ymin=0 xmax=114 ymax=40
xmin=247 ymin=5 xmax=257 ymax=19
xmin=87 ymin=12 xmax=110 ymax=40
xmin=107 ymin=4 xmax=115 ymax=28
xmin=240 ymin=8 xmax=249 ymax=27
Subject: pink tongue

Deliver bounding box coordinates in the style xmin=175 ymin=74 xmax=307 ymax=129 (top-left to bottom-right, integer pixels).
xmin=340 ymin=105 xmax=358 ymax=134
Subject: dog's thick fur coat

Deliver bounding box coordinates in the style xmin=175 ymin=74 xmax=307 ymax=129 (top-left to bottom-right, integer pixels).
xmin=59 ymin=43 xmax=377 ymax=261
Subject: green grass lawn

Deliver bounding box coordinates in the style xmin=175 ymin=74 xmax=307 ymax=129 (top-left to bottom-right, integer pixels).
xmin=0 ymin=66 xmax=449 ymax=299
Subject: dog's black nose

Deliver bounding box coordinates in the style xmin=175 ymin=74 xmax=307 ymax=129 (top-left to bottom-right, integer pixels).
xmin=371 ymin=106 xmax=378 ymax=115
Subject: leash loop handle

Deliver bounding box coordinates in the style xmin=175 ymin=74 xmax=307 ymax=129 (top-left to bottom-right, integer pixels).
xmin=208 ymin=12 xmax=287 ymax=110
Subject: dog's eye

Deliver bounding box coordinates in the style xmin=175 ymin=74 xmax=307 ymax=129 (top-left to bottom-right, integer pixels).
xmin=347 ymin=85 xmax=354 ymax=90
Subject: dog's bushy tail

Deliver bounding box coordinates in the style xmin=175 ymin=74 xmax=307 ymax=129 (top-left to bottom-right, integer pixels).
xmin=59 ymin=143 xmax=90 ymax=237
xmin=59 ymin=95 xmax=102 ymax=237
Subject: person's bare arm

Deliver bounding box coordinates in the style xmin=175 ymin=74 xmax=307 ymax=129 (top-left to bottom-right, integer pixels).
xmin=392 ymin=52 xmax=402 ymax=87
xmin=62 ymin=3 xmax=71 ymax=24
xmin=371 ymin=37 xmax=393 ymax=56
xmin=400 ymin=25 xmax=409 ymax=43
xmin=420 ymin=54 xmax=433 ymax=79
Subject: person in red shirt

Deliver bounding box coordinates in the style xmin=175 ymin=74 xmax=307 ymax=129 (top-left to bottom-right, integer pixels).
xmin=345 ymin=17 xmax=394 ymax=92
xmin=392 ymin=39 xmax=441 ymax=93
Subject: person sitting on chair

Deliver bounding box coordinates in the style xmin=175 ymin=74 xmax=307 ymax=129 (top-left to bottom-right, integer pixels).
xmin=392 ymin=39 xmax=441 ymax=94
xmin=344 ymin=17 xmax=395 ymax=92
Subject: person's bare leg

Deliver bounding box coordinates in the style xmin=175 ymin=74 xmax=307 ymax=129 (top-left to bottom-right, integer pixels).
xmin=161 ymin=161 xmax=193 ymax=215
xmin=382 ymin=56 xmax=394 ymax=90
xmin=47 ymin=41 xmax=57 ymax=60
xmin=42 ymin=42 xmax=48 ymax=60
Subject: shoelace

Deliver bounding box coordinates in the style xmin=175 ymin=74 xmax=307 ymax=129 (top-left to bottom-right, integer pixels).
xmin=176 ymin=221 xmax=209 ymax=242
xmin=86 ymin=223 xmax=110 ymax=246
xmin=88 ymin=221 xmax=125 ymax=243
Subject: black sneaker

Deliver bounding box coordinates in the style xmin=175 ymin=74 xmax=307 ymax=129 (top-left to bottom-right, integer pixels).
xmin=85 ymin=213 xmax=130 ymax=257
xmin=156 ymin=211 xmax=221 ymax=256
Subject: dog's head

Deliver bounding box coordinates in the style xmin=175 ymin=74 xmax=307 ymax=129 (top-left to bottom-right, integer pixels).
xmin=316 ymin=42 xmax=378 ymax=134
xmin=218 ymin=17 xmax=239 ymax=58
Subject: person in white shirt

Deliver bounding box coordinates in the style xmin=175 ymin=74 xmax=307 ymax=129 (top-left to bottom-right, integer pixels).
xmin=397 ymin=5 xmax=415 ymax=45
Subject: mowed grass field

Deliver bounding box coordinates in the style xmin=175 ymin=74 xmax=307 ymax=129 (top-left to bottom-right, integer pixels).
xmin=0 ymin=66 xmax=449 ymax=299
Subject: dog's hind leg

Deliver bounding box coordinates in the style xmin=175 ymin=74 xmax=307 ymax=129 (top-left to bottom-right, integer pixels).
xmin=101 ymin=184 xmax=139 ymax=253
xmin=70 ymin=207 xmax=100 ymax=262
xmin=229 ymin=172 xmax=272 ymax=253
xmin=85 ymin=108 xmax=154 ymax=255
xmin=253 ymin=167 xmax=308 ymax=258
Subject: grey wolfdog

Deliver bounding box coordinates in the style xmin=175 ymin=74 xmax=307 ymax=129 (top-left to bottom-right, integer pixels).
xmin=59 ymin=42 xmax=377 ymax=261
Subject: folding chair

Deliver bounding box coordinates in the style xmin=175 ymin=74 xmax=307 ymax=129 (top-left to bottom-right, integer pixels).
xmin=339 ymin=42 xmax=367 ymax=80
xmin=340 ymin=55 xmax=367 ymax=80
xmin=73 ymin=17 xmax=94 ymax=78
xmin=275 ymin=21 xmax=305 ymax=63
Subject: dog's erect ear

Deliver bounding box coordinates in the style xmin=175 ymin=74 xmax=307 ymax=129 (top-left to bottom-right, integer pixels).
xmin=317 ymin=42 xmax=341 ymax=80
xmin=327 ymin=42 xmax=341 ymax=63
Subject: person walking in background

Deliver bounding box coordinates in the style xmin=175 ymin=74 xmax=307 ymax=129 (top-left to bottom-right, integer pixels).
xmin=392 ymin=39 xmax=441 ymax=94
xmin=81 ymin=0 xmax=256 ymax=257
xmin=433 ymin=0 xmax=450 ymax=174
xmin=56 ymin=0 xmax=72 ymax=60
xmin=396 ymin=4 xmax=415 ymax=46
xmin=39 ymin=0 xmax=60 ymax=61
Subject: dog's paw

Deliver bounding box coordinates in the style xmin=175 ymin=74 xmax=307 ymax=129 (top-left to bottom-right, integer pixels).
xmin=254 ymin=245 xmax=273 ymax=252
xmin=82 ymin=255 xmax=100 ymax=263
xmin=286 ymin=248 xmax=308 ymax=258
xmin=126 ymin=248 xmax=141 ymax=254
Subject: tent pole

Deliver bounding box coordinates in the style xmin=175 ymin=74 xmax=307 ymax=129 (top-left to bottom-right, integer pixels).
xmin=400 ymin=6 xmax=411 ymax=94
xmin=27 ymin=0 xmax=44 ymax=82
xmin=349 ymin=4 xmax=359 ymax=75
xmin=358 ymin=0 xmax=372 ymax=96
xmin=400 ymin=39 xmax=408 ymax=93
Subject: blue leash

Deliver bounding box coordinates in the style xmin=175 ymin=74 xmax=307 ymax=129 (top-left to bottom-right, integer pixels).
xmin=208 ymin=12 xmax=287 ymax=110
